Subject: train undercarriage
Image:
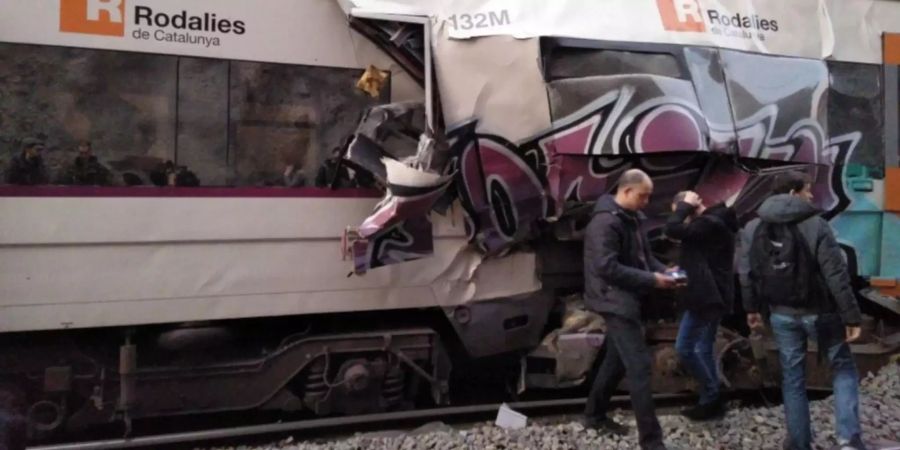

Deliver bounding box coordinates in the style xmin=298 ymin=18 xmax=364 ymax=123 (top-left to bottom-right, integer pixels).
xmin=2 ymin=285 xmax=897 ymax=443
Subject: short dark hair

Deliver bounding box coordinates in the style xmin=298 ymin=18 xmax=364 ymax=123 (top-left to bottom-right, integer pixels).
xmin=772 ymin=170 xmax=812 ymax=195
xmin=79 ymin=140 xmax=92 ymax=148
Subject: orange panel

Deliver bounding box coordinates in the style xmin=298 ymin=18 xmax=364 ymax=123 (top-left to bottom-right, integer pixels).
xmin=871 ymin=278 xmax=900 ymax=298
xmin=886 ymin=34 xmax=900 ymax=65
xmin=887 ymin=168 xmax=900 ymax=213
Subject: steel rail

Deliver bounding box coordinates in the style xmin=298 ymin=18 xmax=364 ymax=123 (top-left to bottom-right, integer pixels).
xmin=30 ymin=394 xmax=693 ymax=450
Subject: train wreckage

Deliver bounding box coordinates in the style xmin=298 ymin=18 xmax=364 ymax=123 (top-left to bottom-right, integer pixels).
xmin=0 ymin=0 xmax=898 ymax=440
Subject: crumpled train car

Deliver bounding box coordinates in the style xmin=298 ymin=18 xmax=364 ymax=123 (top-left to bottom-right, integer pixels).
xmin=0 ymin=0 xmax=897 ymax=440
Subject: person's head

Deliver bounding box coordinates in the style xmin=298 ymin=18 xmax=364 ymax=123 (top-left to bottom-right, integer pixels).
xmin=77 ymin=140 xmax=92 ymax=157
xmin=615 ymin=169 xmax=653 ymax=211
xmin=22 ymin=138 xmax=44 ymax=160
xmin=671 ymin=191 xmax=705 ymax=215
xmin=772 ymin=170 xmax=813 ymax=202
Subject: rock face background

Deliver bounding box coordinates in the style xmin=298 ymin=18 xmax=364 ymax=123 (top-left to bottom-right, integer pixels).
xmin=0 ymin=42 xmax=386 ymax=186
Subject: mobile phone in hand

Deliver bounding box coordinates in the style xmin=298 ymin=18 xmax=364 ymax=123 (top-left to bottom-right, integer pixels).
xmin=670 ymin=269 xmax=688 ymax=285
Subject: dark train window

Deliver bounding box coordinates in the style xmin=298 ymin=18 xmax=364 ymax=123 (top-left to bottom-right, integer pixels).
xmin=0 ymin=42 xmax=387 ymax=188
xmin=544 ymin=47 xmax=684 ymax=81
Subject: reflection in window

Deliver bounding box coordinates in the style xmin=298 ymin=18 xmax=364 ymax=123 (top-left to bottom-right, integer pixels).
xmin=719 ymin=50 xmax=828 ymax=141
xmin=0 ymin=42 xmax=387 ymax=188
xmin=827 ymin=61 xmax=884 ymax=176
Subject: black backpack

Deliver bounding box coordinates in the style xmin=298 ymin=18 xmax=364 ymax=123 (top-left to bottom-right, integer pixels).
xmin=748 ymin=222 xmax=820 ymax=309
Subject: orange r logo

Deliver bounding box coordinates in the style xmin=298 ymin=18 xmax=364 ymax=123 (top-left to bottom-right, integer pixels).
xmin=60 ymin=0 xmax=125 ymax=37
xmin=657 ymin=0 xmax=706 ymax=33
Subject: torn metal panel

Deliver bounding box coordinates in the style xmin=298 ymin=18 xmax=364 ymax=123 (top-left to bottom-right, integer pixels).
xmin=432 ymin=34 xmax=551 ymax=140
xmin=349 ymin=19 xmax=426 ymax=85
xmin=348 ymin=170 xmax=453 ymax=274
xmin=351 ymin=217 xmax=435 ymax=274
xmin=344 ymin=100 xmax=458 ymax=274
xmin=457 ymin=133 xmax=547 ymax=253
xmin=346 ymin=102 xmax=428 ymax=182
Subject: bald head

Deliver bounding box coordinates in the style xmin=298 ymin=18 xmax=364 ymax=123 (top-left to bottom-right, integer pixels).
xmin=615 ymin=169 xmax=653 ymax=211
xmin=618 ymin=169 xmax=651 ymax=188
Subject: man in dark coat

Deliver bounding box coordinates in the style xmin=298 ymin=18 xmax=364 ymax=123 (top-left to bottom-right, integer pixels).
xmin=5 ymin=138 xmax=49 ymax=186
xmin=57 ymin=140 xmax=112 ymax=186
xmin=665 ymin=191 xmax=739 ymax=420
xmin=583 ymin=169 xmax=678 ymax=450
xmin=739 ymin=171 xmax=865 ymax=450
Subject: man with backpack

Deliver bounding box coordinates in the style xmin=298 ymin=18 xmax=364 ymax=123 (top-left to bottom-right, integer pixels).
xmin=738 ymin=171 xmax=865 ymax=450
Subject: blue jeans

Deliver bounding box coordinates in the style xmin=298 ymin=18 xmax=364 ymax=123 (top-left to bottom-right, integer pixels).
xmin=769 ymin=313 xmax=863 ymax=450
xmin=675 ymin=311 xmax=720 ymax=404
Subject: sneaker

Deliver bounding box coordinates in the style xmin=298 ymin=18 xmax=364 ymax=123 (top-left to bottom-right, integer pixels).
xmin=583 ymin=416 xmax=629 ymax=436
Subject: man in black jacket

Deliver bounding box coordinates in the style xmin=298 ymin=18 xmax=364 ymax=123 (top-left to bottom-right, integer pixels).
xmin=57 ymin=141 xmax=112 ymax=186
xmin=583 ymin=169 xmax=678 ymax=450
xmin=5 ymin=138 xmax=49 ymax=186
xmin=665 ymin=191 xmax=739 ymax=420
xmin=739 ymin=171 xmax=865 ymax=450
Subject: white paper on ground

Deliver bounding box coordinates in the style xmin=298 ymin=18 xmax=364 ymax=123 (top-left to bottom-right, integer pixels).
xmin=495 ymin=403 xmax=528 ymax=430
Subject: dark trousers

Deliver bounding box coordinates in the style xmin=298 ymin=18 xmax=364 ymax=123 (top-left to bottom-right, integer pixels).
xmin=585 ymin=314 xmax=664 ymax=449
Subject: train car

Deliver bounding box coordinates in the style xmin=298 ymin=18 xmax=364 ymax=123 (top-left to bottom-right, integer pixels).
xmin=0 ymin=0 xmax=898 ymax=441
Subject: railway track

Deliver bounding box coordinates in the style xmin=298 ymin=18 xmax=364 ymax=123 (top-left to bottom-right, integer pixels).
xmin=29 ymin=394 xmax=697 ymax=450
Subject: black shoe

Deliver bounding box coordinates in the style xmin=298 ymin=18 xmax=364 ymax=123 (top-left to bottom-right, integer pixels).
xmin=680 ymin=404 xmax=702 ymax=420
xmin=684 ymin=397 xmax=726 ymax=421
xmin=583 ymin=416 xmax=629 ymax=435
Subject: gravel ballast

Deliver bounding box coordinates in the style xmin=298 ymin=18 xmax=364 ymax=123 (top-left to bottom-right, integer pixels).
xmin=200 ymin=361 xmax=900 ymax=450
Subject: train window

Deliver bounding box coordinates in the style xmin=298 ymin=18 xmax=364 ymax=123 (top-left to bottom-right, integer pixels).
xmin=719 ymin=50 xmax=829 ymax=147
xmin=0 ymin=43 xmax=177 ymax=187
xmin=0 ymin=42 xmax=386 ymax=189
xmin=827 ymin=61 xmax=885 ymax=177
xmin=544 ymin=47 xmax=684 ymax=81
xmin=541 ymin=42 xmax=702 ymax=143
xmin=228 ymin=61 xmax=385 ymax=187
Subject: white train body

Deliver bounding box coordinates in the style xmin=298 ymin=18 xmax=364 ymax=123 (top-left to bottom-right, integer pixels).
xmin=0 ymin=190 xmax=539 ymax=333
